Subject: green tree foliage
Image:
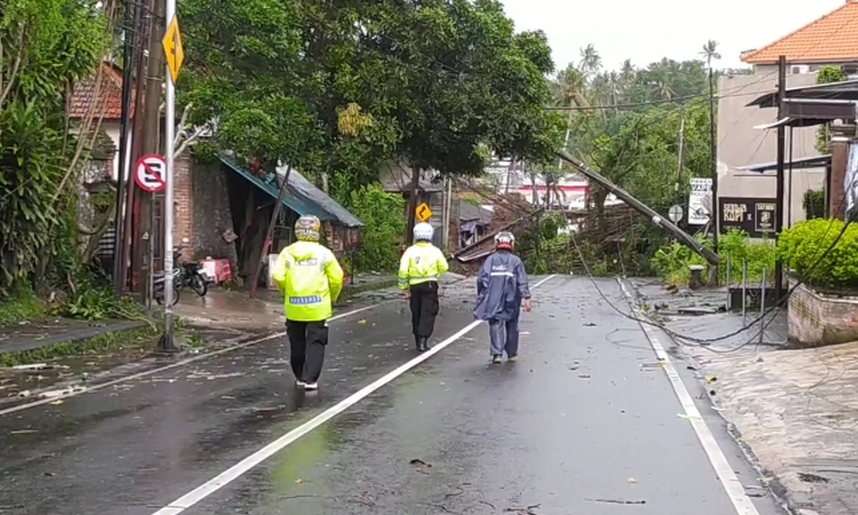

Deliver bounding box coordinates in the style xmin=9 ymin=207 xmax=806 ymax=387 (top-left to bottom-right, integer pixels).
xmin=0 ymin=0 xmax=110 ymax=298
xmin=815 ymin=66 xmax=846 ymax=153
xmin=179 ymin=0 xmax=563 ymax=185
xmin=803 ymin=189 xmax=825 ymax=220
xmin=336 ymin=184 xmax=406 ymax=272
xmin=539 ymin=44 xmax=729 ymax=276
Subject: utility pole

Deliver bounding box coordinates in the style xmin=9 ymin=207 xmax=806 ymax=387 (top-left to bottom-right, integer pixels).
xmin=124 ymin=0 xmax=151 ymax=298
xmin=774 ymin=55 xmax=787 ymax=303
xmin=675 ymin=103 xmax=686 ymax=204
xmin=556 ymin=150 xmax=720 ymax=267
xmin=141 ymin=0 xmax=165 ymax=311
xmin=113 ymin=0 xmax=140 ymax=295
xmin=405 ymin=167 xmax=420 ymax=245
xmin=158 ymin=0 xmax=182 ymax=352
xmin=250 ymin=165 xmax=292 ymax=299
xmin=708 ymin=60 xmax=719 ymax=260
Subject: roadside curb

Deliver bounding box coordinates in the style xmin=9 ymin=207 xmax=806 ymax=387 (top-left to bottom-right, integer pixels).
xmin=619 ymin=276 xmax=807 ymax=515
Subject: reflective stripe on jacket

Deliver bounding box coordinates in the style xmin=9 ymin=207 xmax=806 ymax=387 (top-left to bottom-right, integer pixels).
xmin=398 ymin=242 xmax=449 ymax=289
xmin=271 ymin=241 xmax=344 ymax=322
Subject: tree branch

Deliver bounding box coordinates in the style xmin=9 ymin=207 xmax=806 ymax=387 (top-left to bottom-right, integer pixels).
xmin=0 ymin=25 xmax=28 ymax=109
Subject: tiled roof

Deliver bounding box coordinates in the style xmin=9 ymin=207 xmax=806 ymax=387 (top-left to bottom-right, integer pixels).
xmin=742 ymin=1 xmax=858 ymax=64
xmin=69 ymin=62 xmax=132 ymax=120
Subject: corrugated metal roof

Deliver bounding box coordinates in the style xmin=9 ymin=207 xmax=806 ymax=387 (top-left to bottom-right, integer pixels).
xmin=220 ymin=156 xmax=363 ymax=227
xmin=458 ymin=201 xmax=493 ymax=224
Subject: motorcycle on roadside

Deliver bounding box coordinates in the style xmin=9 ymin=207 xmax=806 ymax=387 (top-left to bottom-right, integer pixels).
xmin=154 ymin=238 xmax=208 ymax=306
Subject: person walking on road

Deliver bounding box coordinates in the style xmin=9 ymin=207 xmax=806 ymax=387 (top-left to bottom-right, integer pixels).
xmin=474 ymin=231 xmax=531 ymax=364
xmin=399 ymin=222 xmax=449 ymax=352
xmin=271 ymin=215 xmax=344 ymax=390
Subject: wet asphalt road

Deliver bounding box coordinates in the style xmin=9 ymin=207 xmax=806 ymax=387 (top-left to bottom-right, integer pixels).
xmin=0 ymin=276 xmax=782 ymax=515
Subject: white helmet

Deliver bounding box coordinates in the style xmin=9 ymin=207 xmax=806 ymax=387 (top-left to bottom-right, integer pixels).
xmin=413 ymin=222 xmax=434 ymax=242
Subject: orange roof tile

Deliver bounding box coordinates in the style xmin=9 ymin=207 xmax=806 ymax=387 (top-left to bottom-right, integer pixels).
xmin=742 ymin=0 xmax=858 ymax=64
xmin=69 ymin=61 xmax=134 ymax=120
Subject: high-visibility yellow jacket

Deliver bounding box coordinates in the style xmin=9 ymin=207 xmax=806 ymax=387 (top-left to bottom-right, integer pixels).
xmin=272 ymin=241 xmax=344 ymax=322
xmin=398 ymin=242 xmax=449 ymax=289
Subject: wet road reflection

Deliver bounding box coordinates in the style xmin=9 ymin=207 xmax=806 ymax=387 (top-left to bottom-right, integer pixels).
xmin=0 ymin=290 xmax=477 ymax=515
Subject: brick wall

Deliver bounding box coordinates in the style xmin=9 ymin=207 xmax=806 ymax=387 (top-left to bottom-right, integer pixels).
xmin=787 ymin=276 xmax=858 ymax=346
xmin=174 ymin=154 xmax=194 ymax=260
xmin=190 ymin=160 xmax=239 ymax=268
xmin=171 ymin=156 xmax=238 ymax=273
xmin=830 ymin=141 xmax=848 ymax=220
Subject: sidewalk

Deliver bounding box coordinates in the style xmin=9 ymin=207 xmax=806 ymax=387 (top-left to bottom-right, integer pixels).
xmin=631 ymin=277 xmax=858 ymax=515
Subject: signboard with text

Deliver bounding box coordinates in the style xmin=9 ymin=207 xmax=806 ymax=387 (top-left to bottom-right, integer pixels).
xmin=688 ymin=177 xmax=712 ymax=225
xmin=718 ymin=197 xmax=777 ymax=238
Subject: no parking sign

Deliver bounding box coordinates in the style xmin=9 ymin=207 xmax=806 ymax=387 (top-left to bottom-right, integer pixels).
xmin=134 ymin=154 xmax=167 ymax=193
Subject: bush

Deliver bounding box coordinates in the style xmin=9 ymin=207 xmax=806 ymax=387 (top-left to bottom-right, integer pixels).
xmin=650 ymin=229 xmax=776 ymax=287
xmin=344 ymin=184 xmax=406 ymax=272
xmin=778 ymin=218 xmax=858 ymax=289
xmin=803 ymin=189 xmax=825 ymax=220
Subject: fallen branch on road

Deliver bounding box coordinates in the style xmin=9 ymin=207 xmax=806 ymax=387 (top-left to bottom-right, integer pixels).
xmin=504 ymin=503 xmax=541 ymax=515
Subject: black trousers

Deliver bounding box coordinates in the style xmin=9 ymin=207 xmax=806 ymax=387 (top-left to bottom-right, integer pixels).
xmin=409 ymin=281 xmax=440 ymax=338
xmin=286 ymin=320 xmax=328 ymax=383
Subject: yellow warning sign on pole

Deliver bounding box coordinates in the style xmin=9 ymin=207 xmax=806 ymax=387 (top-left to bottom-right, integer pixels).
xmin=162 ymin=15 xmax=185 ymax=84
xmin=416 ymin=202 xmax=433 ymax=222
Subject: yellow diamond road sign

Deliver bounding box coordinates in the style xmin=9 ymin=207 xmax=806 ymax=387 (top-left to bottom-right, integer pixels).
xmin=162 ymin=15 xmax=184 ymax=84
xmin=416 ymin=202 xmax=432 ymax=222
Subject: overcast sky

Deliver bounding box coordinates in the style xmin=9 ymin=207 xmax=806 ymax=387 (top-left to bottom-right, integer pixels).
xmin=501 ymin=0 xmax=846 ymax=72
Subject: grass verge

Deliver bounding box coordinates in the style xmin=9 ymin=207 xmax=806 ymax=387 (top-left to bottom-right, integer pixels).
xmin=0 ymin=324 xmax=162 ymax=368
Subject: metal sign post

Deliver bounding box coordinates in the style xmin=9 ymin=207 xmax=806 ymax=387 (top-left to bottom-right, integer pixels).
xmin=157 ymin=6 xmax=184 ymax=353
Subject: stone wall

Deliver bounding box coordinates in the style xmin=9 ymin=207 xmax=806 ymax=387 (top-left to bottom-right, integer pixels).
xmin=787 ymin=275 xmax=858 ymax=346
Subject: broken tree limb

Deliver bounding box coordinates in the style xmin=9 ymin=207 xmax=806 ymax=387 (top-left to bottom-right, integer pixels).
xmin=555 ymin=150 xmax=720 ymax=267
xmin=452 ymin=209 xmax=544 ymax=263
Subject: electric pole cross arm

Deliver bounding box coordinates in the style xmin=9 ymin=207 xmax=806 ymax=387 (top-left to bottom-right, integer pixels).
xmin=554 ymin=150 xmax=720 ymax=267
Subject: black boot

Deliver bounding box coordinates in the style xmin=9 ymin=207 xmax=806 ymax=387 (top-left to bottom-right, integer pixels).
xmin=418 ymin=337 xmax=430 ymax=352
xmin=414 ymin=336 xmax=422 ymax=351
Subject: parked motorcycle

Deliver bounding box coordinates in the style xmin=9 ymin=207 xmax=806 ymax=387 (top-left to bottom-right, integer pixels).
xmin=177 ymin=251 xmax=208 ymax=297
xmin=153 ymin=238 xmax=208 ymax=305
xmin=153 ymin=266 xmax=181 ymax=307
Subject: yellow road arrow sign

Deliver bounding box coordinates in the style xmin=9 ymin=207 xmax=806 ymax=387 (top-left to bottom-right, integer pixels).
xmin=416 ymin=202 xmax=433 ymax=222
xmin=162 ymin=15 xmax=185 ymax=84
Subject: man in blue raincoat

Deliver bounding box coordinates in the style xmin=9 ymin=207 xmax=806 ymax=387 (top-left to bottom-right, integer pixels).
xmin=474 ymin=231 xmax=531 ymax=363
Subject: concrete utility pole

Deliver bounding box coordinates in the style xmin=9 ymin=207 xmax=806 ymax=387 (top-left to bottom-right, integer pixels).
xmin=124 ymin=0 xmax=152 ymax=297
xmin=774 ymin=55 xmax=787 ymax=303
xmin=142 ymin=0 xmax=165 ymax=310
xmin=708 ymin=60 xmax=719 ymax=260
xmin=405 ymin=167 xmax=420 ymax=245
xmin=675 ymin=103 xmax=686 ymax=204
xmin=113 ymin=0 xmax=140 ymax=295
xmin=556 ymin=150 xmax=720 ymax=267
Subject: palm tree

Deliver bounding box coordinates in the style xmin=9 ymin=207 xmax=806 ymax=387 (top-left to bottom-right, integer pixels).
xmin=700 ymin=39 xmax=721 ymax=254
xmin=699 ymin=40 xmax=721 ymax=70
xmin=579 ymin=44 xmax=602 ymax=79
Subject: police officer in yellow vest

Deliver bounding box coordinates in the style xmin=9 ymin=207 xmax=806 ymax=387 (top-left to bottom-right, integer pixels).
xmin=399 ymin=222 xmax=449 ymax=352
xmin=272 ymin=215 xmax=344 ymax=390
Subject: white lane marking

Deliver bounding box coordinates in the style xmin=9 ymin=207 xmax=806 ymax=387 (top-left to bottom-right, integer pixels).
xmin=150 ymin=274 xmax=557 ymax=515
xmin=0 ymin=304 xmax=381 ymax=417
xmin=616 ymin=278 xmax=761 ymax=515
